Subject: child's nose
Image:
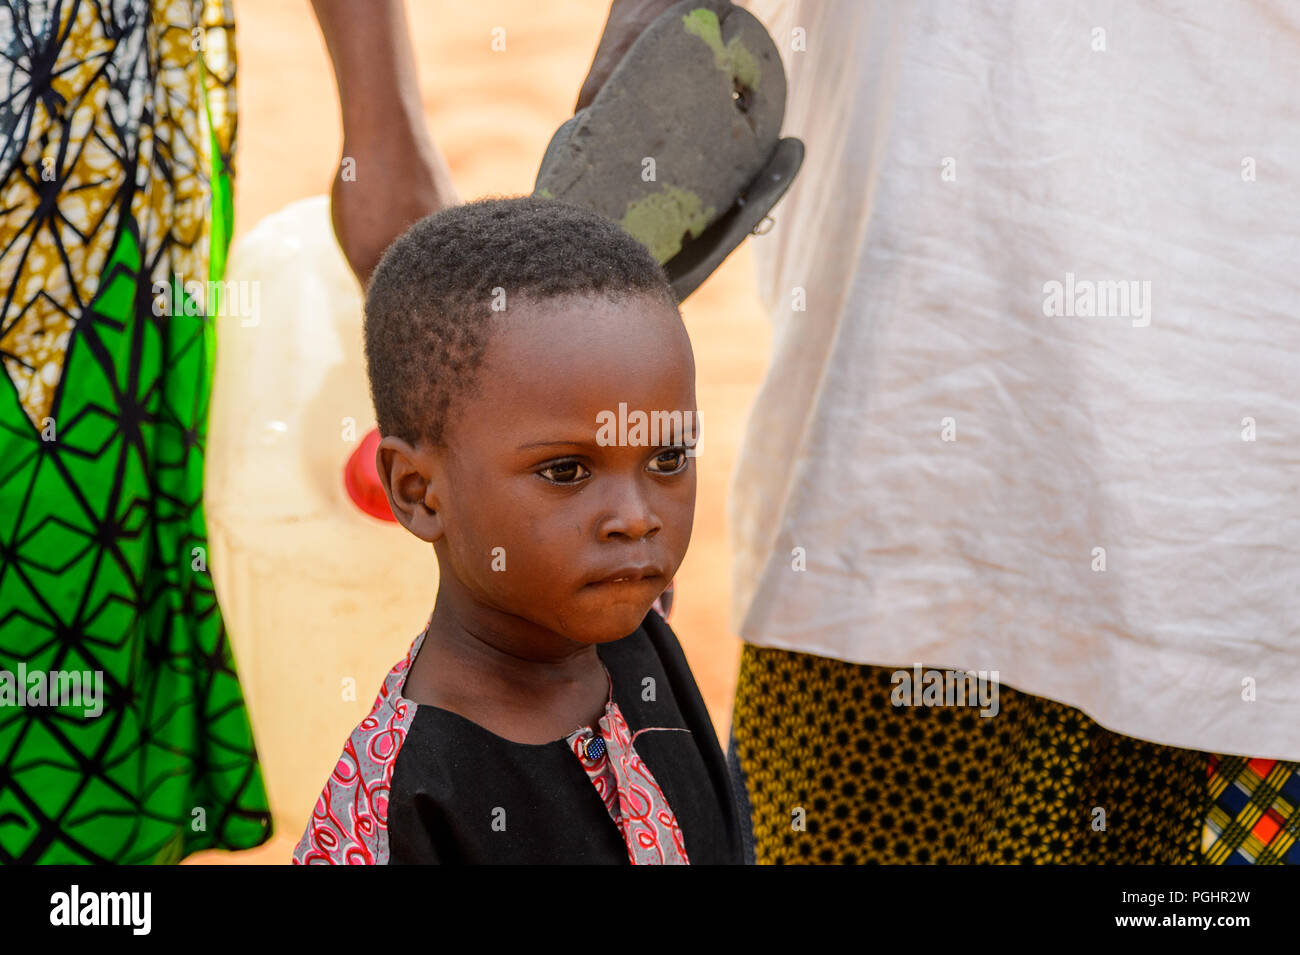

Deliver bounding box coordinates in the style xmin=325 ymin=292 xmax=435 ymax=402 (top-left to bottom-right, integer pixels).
xmin=596 ymin=485 xmax=663 ymax=542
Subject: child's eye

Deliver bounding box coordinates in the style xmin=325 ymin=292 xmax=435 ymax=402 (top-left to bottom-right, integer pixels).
xmin=647 ymin=448 xmax=689 ymax=474
xmin=538 ymin=460 xmax=591 ymax=485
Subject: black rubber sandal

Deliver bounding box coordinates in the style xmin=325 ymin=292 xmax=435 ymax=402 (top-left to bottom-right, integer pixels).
xmin=534 ymin=0 xmax=805 ymax=304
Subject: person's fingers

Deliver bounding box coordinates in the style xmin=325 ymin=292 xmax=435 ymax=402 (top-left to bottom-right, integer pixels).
xmin=574 ymin=50 xmax=617 ymax=112
xmin=328 ymin=138 xmax=459 ymax=287
xmin=574 ymin=0 xmax=681 ymax=113
xmin=333 ymin=190 xmax=458 ymax=289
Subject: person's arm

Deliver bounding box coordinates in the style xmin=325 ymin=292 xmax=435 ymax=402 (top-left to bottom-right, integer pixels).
xmin=575 ymin=0 xmax=683 ymax=112
xmin=311 ymin=0 xmax=460 ymax=286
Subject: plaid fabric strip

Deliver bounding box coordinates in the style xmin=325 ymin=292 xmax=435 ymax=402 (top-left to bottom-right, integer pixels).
xmin=1203 ymin=756 xmax=1300 ymax=864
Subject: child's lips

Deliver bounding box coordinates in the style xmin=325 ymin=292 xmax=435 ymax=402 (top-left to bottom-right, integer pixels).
xmin=586 ymin=566 xmax=664 ymax=587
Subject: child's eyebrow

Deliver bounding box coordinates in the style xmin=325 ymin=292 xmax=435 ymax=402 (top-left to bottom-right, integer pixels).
xmin=516 ymin=434 xmax=697 ymax=451
xmin=515 ymin=439 xmax=595 ymax=451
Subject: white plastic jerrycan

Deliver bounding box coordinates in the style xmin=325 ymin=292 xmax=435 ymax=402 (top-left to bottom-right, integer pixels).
xmin=205 ymin=196 xmax=438 ymax=836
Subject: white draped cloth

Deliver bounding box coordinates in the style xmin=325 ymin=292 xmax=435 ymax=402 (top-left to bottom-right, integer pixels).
xmin=731 ymin=0 xmax=1300 ymax=759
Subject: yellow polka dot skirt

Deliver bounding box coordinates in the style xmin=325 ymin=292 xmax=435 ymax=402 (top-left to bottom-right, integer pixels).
xmin=729 ymin=645 xmax=1218 ymax=864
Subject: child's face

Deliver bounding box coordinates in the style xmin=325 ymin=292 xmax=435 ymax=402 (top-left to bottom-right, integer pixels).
xmin=418 ymin=291 xmax=697 ymax=645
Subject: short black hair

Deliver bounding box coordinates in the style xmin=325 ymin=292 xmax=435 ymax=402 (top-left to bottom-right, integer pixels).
xmin=364 ymin=194 xmax=677 ymax=447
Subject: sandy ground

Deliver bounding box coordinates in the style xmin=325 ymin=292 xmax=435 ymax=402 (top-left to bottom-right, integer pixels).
xmin=186 ymin=0 xmax=772 ymax=863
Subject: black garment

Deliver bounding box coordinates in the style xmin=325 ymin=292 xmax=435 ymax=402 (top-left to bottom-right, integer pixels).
xmin=386 ymin=610 xmax=745 ymax=864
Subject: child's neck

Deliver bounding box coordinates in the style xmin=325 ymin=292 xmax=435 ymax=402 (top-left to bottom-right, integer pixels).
xmin=401 ymin=583 xmax=610 ymax=745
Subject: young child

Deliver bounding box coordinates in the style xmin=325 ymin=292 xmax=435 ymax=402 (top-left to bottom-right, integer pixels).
xmin=293 ymin=195 xmax=745 ymax=864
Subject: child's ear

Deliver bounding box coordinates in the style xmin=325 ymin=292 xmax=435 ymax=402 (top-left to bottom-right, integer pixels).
xmin=375 ymin=435 xmax=444 ymax=543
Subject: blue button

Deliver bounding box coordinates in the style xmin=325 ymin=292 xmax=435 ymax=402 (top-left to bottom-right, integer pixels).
xmin=584 ymin=736 xmax=606 ymax=761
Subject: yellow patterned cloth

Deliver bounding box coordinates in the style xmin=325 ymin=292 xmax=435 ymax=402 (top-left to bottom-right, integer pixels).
xmin=728 ymin=644 xmax=1299 ymax=864
xmin=2 ymin=0 xmax=235 ymax=424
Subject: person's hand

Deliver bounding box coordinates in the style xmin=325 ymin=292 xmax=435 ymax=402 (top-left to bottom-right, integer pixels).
xmin=575 ymin=0 xmax=685 ymax=112
xmin=330 ymin=133 xmax=459 ymax=288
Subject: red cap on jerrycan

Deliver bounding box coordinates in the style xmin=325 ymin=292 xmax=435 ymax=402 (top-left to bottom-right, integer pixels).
xmin=344 ymin=427 xmax=398 ymax=522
